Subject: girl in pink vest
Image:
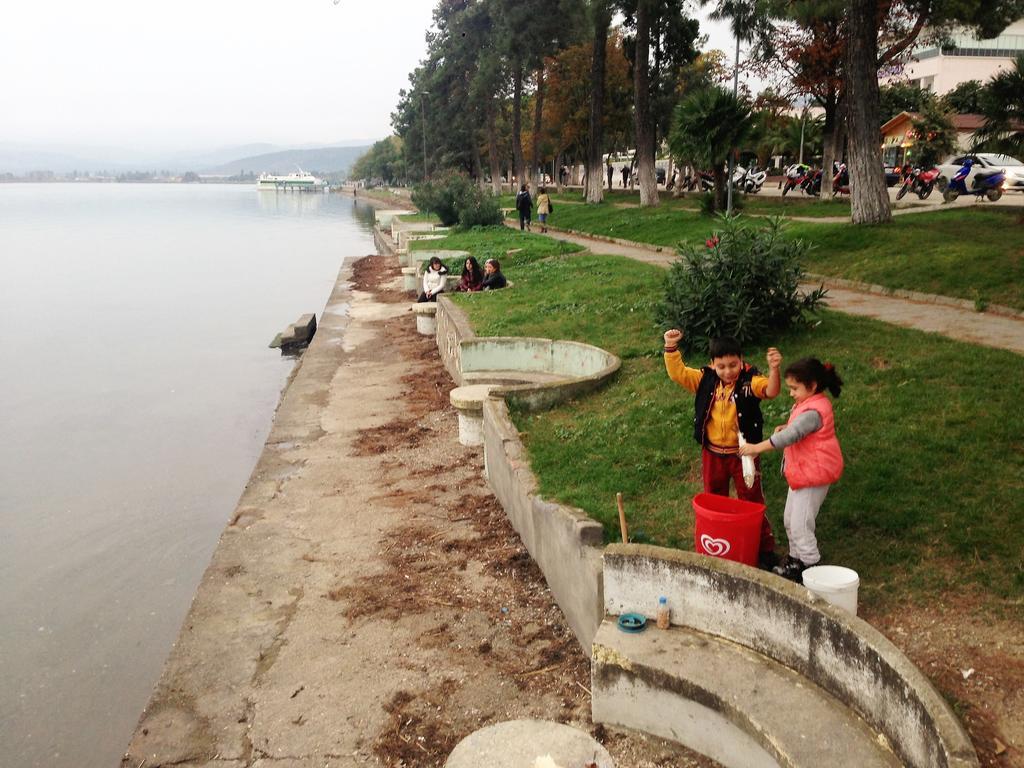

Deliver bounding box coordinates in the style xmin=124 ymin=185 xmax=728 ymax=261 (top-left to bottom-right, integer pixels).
xmin=738 ymin=358 xmax=844 ymax=583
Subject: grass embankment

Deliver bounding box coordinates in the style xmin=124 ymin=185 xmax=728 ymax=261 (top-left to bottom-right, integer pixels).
xmin=409 ymin=226 xmax=584 ymax=272
xmin=427 ymin=226 xmax=1024 ymax=612
xmin=394 ymin=212 xmax=440 ymax=223
xmin=540 ymin=203 xmax=1024 ymax=311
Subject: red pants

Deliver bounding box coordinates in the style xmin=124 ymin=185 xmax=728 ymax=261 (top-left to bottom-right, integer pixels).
xmin=702 ymin=449 xmax=776 ymax=553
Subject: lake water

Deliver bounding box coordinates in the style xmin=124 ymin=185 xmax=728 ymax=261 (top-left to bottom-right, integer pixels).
xmin=0 ymin=183 xmax=377 ymax=767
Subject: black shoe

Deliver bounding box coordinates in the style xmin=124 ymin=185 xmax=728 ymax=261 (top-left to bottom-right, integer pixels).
xmin=773 ymin=556 xmax=807 ymax=584
xmin=757 ymin=550 xmax=779 ymax=571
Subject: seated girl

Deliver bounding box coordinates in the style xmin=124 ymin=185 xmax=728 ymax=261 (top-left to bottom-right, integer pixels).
xmin=456 ymin=256 xmax=484 ymax=292
xmin=481 ymin=258 xmax=507 ymax=291
xmin=417 ymin=256 xmax=448 ymax=302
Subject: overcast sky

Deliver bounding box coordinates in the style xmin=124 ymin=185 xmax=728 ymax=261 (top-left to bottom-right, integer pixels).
xmin=2 ymin=0 xmax=739 ymax=153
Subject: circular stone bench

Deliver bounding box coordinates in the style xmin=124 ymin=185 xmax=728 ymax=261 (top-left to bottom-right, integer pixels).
xmin=594 ymin=545 xmax=979 ymax=768
xmin=411 ymin=303 xmax=437 ymax=335
xmin=402 ymin=267 xmax=418 ymax=292
xmin=445 ymin=720 xmax=614 ymax=768
xmin=449 ymin=384 xmax=497 ymax=446
xmin=373 ymin=209 xmax=411 ymax=228
xmin=457 ymin=337 xmax=620 ymax=412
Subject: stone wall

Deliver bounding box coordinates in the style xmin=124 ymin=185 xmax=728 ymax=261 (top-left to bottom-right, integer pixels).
xmin=602 ymin=545 xmax=978 ymax=768
xmin=482 ymin=399 xmax=606 ymax=647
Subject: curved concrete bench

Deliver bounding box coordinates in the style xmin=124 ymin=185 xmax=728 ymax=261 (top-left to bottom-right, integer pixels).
xmin=373 ymin=209 xmax=411 ymax=228
xmin=459 ymin=336 xmax=620 ymax=412
xmin=411 ymin=303 xmax=437 ymax=335
xmin=594 ymin=545 xmax=979 ymax=768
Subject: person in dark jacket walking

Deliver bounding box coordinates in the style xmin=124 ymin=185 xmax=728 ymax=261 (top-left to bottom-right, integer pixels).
xmin=515 ymin=184 xmax=532 ymax=231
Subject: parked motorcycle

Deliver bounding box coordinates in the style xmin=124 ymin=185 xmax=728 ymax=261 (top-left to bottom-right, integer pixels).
xmin=831 ymin=163 xmax=850 ymax=197
xmin=735 ymin=166 xmax=767 ymax=193
xmin=782 ymin=163 xmax=810 ymax=196
xmin=896 ymin=166 xmax=941 ymax=200
xmin=942 ymin=159 xmax=1006 ymax=203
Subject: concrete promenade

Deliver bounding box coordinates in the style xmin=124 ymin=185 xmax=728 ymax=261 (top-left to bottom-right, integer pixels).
xmin=120 ymin=251 xmax=708 ymax=768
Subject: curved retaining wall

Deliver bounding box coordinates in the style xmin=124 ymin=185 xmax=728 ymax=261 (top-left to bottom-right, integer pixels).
xmin=463 ymin=336 xmax=620 ymax=412
xmin=376 ymin=228 xmax=977 ymax=768
xmin=602 ymin=545 xmax=978 ymax=768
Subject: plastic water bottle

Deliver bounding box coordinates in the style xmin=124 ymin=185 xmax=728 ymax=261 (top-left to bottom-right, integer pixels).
xmin=656 ymin=596 xmax=670 ymax=629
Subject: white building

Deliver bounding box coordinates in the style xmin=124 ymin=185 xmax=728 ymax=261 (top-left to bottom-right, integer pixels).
xmin=881 ymin=19 xmax=1024 ymax=94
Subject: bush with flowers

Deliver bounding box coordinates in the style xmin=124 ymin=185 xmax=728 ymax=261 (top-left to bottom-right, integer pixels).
xmin=657 ymin=215 xmax=828 ymax=355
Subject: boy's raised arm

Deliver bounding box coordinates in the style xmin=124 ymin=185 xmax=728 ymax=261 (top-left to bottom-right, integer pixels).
xmin=663 ymin=329 xmax=702 ymax=392
xmin=764 ymin=347 xmax=782 ymax=398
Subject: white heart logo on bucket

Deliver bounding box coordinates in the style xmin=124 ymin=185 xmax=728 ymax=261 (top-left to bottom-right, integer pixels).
xmin=700 ymin=535 xmax=731 ymax=557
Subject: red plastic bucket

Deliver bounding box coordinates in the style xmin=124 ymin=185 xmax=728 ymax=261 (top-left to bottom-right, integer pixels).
xmin=692 ymin=492 xmax=765 ymax=567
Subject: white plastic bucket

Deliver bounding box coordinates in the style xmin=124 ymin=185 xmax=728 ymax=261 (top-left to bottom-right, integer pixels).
xmin=803 ymin=565 xmax=859 ymax=615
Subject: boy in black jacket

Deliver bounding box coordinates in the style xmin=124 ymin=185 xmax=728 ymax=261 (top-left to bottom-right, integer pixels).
xmin=663 ymin=330 xmax=783 ymax=566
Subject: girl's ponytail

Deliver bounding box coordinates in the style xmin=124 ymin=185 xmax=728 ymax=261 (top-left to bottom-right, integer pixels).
xmin=785 ymin=357 xmax=843 ymax=398
xmin=821 ymin=361 xmax=843 ymax=398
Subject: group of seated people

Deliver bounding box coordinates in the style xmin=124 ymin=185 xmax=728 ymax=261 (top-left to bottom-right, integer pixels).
xmin=417 ymin=256 xmax=507 ymax=303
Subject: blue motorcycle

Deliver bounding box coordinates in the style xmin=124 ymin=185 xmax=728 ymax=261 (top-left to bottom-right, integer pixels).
xmin=942 ymin=158 xmax=1006 ymax=203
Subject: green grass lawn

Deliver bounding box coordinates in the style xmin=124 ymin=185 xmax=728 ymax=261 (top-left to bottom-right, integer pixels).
xmin=542 ymin=203 xmax=1024 ymax=311
xmin=410 ymin=225 xmax=584 ymax=273
xmin=788 ymin=209 xmax=1024 ymax=310
xmin=394 ymin=211 xmax=439 ymax=223
xmin=436 ymin=230 xmax=1024 ymax=613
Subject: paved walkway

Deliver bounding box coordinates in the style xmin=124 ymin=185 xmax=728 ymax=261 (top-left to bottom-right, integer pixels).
xmin=514 ymin=224 xmax=1024 ymax=355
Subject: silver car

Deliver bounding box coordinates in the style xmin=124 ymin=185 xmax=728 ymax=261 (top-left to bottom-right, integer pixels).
xmin=937 ymin=153 xmax=1024 ymax=192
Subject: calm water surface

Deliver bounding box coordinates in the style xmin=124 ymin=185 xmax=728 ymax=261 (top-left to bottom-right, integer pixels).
xmin=0 ymin=183 xmax=376 ymax=767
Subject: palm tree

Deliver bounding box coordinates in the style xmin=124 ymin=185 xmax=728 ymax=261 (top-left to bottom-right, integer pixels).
xmin=669 ymin=86 xmax=754 ymax=212
xmin=974 ymin=54 xmax=1024 ymax=155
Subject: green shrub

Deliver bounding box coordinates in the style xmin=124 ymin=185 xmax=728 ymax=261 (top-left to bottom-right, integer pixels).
xmin=456 ymin=184 xmax=503 ymax=227
xmin=411 ymin=172 xmax=467 ymax=226
xmin=698 ymin=190 xmax=744 ymax=217
xmin=658 ymin=216 xmax=827 ymax=354
xmin=411 ymin=172 xmax=501 ymax=227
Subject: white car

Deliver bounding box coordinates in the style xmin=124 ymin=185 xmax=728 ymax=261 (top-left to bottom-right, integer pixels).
xmin=937 ymin=153 xmax=1024 ymax=192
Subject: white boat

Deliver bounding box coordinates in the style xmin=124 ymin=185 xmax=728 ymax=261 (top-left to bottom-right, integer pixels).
xmin=256 ymin=170 xmax=328 ymax=192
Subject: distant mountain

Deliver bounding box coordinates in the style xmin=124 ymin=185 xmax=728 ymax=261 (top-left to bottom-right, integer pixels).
xmin=204 ymin=145 xmax=370 ymax=176
xmin=0 ymin=141 xmax=376 ymax=176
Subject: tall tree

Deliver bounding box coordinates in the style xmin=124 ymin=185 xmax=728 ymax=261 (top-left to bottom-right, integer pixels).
xmin=844 ymin=0 xmax=1023 ymax=224
xmin=669 ymin=85 xmax=754 ymax=212
xmin=621 ymin=0 xmax=701 ymax=206
xmin=845 ymin=0 xmax=890 ymax=223
xmin=973 ymin=54 xmax=1024 ymax=154
xmin=496 ymin=0 xmax=584 ymax=190
xmin=586 ymin=0 xmax=614 ymax=203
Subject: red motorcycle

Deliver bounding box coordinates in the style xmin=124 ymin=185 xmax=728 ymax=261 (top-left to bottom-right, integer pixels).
xmin=896 ymin=166 xmax=941 ymax=200
xmin=782 ymin=163 xmax=811 ymax=196
xmin=831 ymin=163 xmax=850 ymax=196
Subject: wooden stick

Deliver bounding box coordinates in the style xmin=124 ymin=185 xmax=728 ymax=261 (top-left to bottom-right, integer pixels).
xmin=616 ymin=492 xmax=629 ymax=544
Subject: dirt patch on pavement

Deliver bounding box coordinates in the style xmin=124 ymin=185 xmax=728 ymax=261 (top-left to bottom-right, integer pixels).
xmin=865 ymin=598 xmax=1024 ymax=767
xmin=339 ymin=253 xmax=717 ymax=768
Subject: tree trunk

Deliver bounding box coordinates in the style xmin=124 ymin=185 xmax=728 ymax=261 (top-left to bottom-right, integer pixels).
xmin=554 ymin=151 xmax=563 ymax=192
xmin=586 ymin=2 xmax=611 ymax=204
xmin=632 ymin=0 xmax=659 ymax=207
xmin=512 ymin=62 xmax=526 ymax=190
xmin=531 ymin=65 xmax=546 ymax=192
xmin=820 ymin=97 xmax=837 ymax=200
xmin=486 ymin=103 xmax=502 ymax=195
xmin=845 ymin=0 xmax=891 ymax=224
xmin=712 ymin=165 xmax=725 ymax=213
